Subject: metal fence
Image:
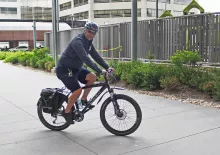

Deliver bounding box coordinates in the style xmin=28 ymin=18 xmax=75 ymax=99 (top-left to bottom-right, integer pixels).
xmin=45 ymin=12 xmax=220 ymax=63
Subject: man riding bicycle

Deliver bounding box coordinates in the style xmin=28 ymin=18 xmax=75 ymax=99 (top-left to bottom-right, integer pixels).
xmin=56 ymin=22 xmax=114 ymax=124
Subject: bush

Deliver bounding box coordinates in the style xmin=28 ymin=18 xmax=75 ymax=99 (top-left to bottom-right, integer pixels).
xmin=30 ymin=56 xmax=39 ymax=68
xmin=0 ymin=48 xmax=55 ymax=72
xmin=128 ymin=63 xmax=166 ymax=90
xmin=4 ymin=52 xmax=21 ymax=64
xmin=112 ymin=61 xmax=167 ymax=90
xmin=170 ymin=50 xmax=201 ymax=66
xmin=0 ymin=52 xmax=7 ymax=60
xmin=18 ymin=53 xmax=34 ymax=66
xmin=160 ymin=76 xmax=181 ymax=91
xmin=36 ymin=56 xmax=53 ymax=69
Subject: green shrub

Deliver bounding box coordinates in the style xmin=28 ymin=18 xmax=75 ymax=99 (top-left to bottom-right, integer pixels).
xmin=170 ymin=50 xmax=201 ymax=66
xmin=17 ymin=53 xmax=34 ymax=66
xmin=213 ymin=79 xmax=220 ymax=101
xmin=4 ymin=52 xmax=21 ymax=64
xmin=36 ymin=56 xmax=53 ymax=69
xmin=29 ymin=56 xmax=39 ymax=68
xmin=0 ymin=52 xmax=7 ymax=60
xmin=111 ymin=61 xmax=170 ymax=90
xmin=160 ymin=76 xmax=181 ymax=91
xmin=116 ymin=60 xmax=143 ymax=82
xmin=33 ymin=47 xmax=49 ymax=59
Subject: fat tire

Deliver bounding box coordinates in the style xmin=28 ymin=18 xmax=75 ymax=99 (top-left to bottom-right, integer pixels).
xmin=100 ymin=94 xmax=142 ymax=136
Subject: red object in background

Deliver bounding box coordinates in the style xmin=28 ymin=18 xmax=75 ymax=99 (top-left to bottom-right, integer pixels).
xmin=104 ymin=46 xmax=108 ymax=50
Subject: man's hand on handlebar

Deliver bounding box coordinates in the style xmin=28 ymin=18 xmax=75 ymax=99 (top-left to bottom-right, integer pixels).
xmin=101 ymin=67 xmax=115 ymax=77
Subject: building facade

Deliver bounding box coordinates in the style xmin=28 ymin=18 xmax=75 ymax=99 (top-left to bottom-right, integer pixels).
xmin=0 ymin=0 xmax=52 ymax=20
xmin=59 ymin=0 xmax=198 ymax=25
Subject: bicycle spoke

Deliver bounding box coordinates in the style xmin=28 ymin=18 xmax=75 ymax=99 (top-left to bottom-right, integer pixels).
xmin=104 ymin=99 xmax=138 ymax=131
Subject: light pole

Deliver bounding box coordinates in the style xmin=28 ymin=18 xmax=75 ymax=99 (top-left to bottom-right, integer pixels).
xmin=52 ymin=0 xmax=58 ymax=67
xmin=32 ymin=20 xmax=36 ymax=49
xmin=156 ymin=0 xmax=158 ymax=18
xmin=132 ymin=0 xmax=137 ymax=61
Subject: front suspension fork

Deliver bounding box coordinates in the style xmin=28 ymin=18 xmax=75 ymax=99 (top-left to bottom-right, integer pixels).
xmin=109 ymin=89 xmax=120 ymax=115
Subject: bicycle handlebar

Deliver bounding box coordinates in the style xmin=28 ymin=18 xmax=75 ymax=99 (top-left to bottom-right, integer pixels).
xmin=102 ymin=69 xmax=116 ymax=82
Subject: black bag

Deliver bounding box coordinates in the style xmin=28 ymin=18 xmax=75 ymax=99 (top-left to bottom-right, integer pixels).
xmin=37 ymin=88 xmax=68 ymax=114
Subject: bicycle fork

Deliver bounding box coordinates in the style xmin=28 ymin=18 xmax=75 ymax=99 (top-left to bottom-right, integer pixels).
xmin=109 ymin=89 xmax=122 ymax=117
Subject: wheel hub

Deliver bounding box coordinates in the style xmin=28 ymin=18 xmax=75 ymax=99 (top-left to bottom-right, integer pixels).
xmin=116 ymin=109 xmax=127 ymax=120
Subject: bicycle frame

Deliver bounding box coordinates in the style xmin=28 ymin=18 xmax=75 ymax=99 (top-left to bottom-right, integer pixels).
xmin=74 ymin=73 xmax=124 ymax=114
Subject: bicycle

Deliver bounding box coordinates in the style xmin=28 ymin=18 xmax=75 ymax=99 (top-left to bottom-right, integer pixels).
xmin=37 ymin=70 xmax=142 ymax=136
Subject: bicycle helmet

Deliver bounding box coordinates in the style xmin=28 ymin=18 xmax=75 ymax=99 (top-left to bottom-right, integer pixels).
xmin=84 ymin=22 xmax=99 ymax=33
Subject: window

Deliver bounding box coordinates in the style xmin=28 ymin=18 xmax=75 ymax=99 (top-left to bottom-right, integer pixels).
xmin=60 ymin=1 xmax=71 ymax=11
xmin=74 ymin=0 xmax=88 ymax=7
xmin=137 ymin=9 xmax=141 ymax=17
xmin=174 ymin=0 xmax=191 ymax=5
xmin=111 ymin=0 xmax=141 ymax=2
xmin=60 ymin=15 xmax=72 ymax=21
xmin=147 ymin=8 xmax=164 ymax=17
xmin=124 ymin=9 xmax=131 ymax=17
xmin=147 ymin=0 xmax=170 ymax=2
xmin=0 ymin=0 xmax=17 ymax=2
xmin=94 ymin=0 xmax=109 ymax=3
xmin=111 ymin=10 xmax=124 ymax=17
xmin=94 ymin=10 xmax=110 ymax=18
xmin=94 ymin=9 xmax=141 ymax=18
xmin=21 ymin=6 xmax=52 ymax=20
xmin=0 ymin=7 xmax=17 ymax=14
xmin=74 ymin=11 xmax=88 ymax=20
xmin=8 ymin=7 xmax=17 ymax=14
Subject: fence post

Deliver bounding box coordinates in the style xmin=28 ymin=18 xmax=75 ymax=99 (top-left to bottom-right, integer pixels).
xmin=118 ymin=23 xmax=121 ymax=61
xmin=111 ymin=25 xmax=114 ymax=61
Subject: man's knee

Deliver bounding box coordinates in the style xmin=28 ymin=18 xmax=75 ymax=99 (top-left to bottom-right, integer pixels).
xmin=86 ymin=73 xmax=96 ymax=83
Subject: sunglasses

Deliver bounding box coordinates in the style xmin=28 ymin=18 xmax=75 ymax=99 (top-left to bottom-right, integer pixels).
xmin=87 ymin=29 xmax=96 ymax=35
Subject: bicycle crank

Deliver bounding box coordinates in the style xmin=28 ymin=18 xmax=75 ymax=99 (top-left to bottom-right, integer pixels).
xmin=74 ymin=110 xmax=84 ymax=122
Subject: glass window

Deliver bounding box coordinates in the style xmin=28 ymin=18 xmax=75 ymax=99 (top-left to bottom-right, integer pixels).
xmin=124 ymin=9 xmax=131 ymax=17
xmin=60 ymin=1 xmax=71 ymax=11
xmin=74 ymin=0 xmax=88 ymax=7
xmin=74 ymin=11 xmax=88 ymax=20
xmin=0 ymin=7 xmax=17 ymax=14
xmin=147 ymin=0 xmax=170 ymax=2
xmin=94 ymin=0 xmax=109 ymax=3
xmin=111 ymin=10 xmax=123 ymax=17
xmin=174 ymin=0 xmax=191 ymax=5
xmin=0 ymin=0 xmax=17 ymax=2
xmin=21 ymin=6 xmax=52 ymax=20
xmin=94 ymin=9 xmax=141 ymax=18
xmin=94 ymin=10 xmax=110 ymax=18
xmin=147 ymin=8 xmax=164 ymax=17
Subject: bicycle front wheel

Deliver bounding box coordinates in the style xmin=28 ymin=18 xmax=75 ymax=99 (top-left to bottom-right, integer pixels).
xmin=100 ymin=94 xmax=142 ymax=136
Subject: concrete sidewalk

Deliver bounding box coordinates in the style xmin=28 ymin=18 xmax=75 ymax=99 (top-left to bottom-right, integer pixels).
xmin=0 ymin=60 xmax=220 ymax=155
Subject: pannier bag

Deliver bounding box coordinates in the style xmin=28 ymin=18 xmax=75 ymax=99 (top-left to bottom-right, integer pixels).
xmin=37 ymin=88 xmax=68 ymax=114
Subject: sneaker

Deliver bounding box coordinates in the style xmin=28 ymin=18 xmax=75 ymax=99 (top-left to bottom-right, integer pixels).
xmin=62 ymin=111 xmax=75 ymax=124
xmin=81 ymin=99 xmax=95 ymax=108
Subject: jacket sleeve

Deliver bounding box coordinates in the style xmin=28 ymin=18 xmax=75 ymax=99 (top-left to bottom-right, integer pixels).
xmin=89 ymin=44 xmax=109 ymax=70
xmin=71 ymin=40 xmax=102 ymax=74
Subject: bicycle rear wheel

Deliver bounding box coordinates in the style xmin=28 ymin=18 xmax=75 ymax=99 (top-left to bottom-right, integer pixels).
xmin=37 ymin=98 xmax=70 ymax=131
xmin=100 ymin=94 xmax=142 ymax=136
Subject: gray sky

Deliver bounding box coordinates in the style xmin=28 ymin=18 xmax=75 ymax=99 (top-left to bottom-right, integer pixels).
xmin=199 ymin=0 xmax=220 ymax=12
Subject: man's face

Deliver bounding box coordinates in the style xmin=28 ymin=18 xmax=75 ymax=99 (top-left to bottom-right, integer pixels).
xmin=84 ymin=29 xmax=96 ymax=40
